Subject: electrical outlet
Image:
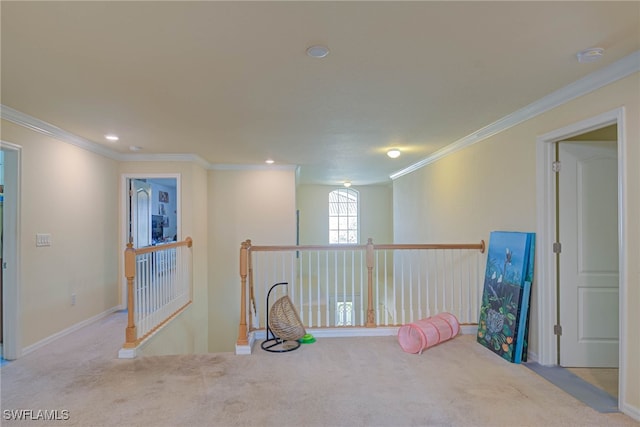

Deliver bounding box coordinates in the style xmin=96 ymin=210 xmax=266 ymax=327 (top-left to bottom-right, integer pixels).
xmin=71 ymin=293 xmax=76 ymax=306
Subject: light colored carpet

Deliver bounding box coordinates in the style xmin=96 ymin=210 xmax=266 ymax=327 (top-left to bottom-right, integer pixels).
xmin=0 ymin=312 xmax=637 ymax=427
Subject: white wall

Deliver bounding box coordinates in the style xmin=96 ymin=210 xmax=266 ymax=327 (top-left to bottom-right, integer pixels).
xmin=392 ymin=72 xmax=640 ymax=414
xmin=297 ymin=184 xmax=393 ymax=245
xmin=208 ymin=168 xmax=297 ymax=352
xmin=1 ymin=120 xmax=120 ymax=350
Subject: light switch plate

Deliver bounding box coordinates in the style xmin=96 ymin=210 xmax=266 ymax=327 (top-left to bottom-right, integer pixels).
xmin=36 ymin=233 xmax=52 ymax=247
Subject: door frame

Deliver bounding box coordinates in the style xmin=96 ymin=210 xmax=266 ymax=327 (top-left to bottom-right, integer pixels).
xmin=1 ymin=141 xmax=22 ymax=360
xmin=536 ymin=107 xmax=626 ymax=404
xmin=120 ymin=173 xmax=181 ymax=308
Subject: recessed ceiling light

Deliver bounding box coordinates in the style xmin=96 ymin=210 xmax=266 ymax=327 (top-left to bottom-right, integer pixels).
xmin=343 ymin=181 xmax=352 ymax=188
xmin=576 ymin=47 xmax=604 ymax=63
xmin=306 ymin=45 xmax=329 ymax=58
xmin=265 ymin=159 xmax=275 ymax=164
xmin=129 ymin=145 xmax=142 ymax=151
xmin=387 ymin=148 xmax=401 ymax=159
xmin=105 ymin=134 xmax=119 ymax=141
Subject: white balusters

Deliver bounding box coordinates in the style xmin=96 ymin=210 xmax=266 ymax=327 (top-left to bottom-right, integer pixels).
xmin=135 ymin=247 xmax=188 ymax=339
xmin=243 ymin=240 xmax=484 ymax=333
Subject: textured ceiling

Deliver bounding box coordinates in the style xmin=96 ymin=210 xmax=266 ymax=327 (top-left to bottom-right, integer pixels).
xmin=2 ymin=1 xmax=639 ymax=185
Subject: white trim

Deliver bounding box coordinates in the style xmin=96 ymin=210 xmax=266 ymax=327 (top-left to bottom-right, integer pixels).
xmin=620 ymin=403 xmax=640 ymax=423
xmin=117 ymin=347 xmax=137 ymax=359
xmin=0 ymin=141 xmax=22 ymax=360
xmin=209 ymin=163 xmax=297 ymax=171
xmin=120 ymin=153 xmax=210 ymax=169
xmin=0 ymin=105 xmax=294 ymax=173
xmin=235 ymin=331 xmax=257 ymax=355
xmin=22 ymin=305 xmax=124 ymax=356
xmin=535 ymin=108 xmax=627 ymax=412
xmin=5 ymin=52 xmax=638 ymax=183
xmin=1 ymin=105 xmax=122 ymax=160
xmin=118 ymin=302 xmax=192 ymax=359
xmin=535 ymin=135 xmax=559 ymax=367
xmin=235 ymin=325 xmax=478 ymax=355
xmin=391 ymin=50 xmax=640 ymax=180
xmin=615 ymin=113 xmax=629 ymax=415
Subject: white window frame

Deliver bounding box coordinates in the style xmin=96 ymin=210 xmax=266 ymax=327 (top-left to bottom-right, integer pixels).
xmin=328 ymin=188 xmax=359 ymax=244
xmin=336 ymin=300 xmax=355 ymax=326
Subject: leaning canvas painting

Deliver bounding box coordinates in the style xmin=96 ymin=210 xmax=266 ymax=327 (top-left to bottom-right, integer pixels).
xmin=477 ymin=231 xmax=535 ymax=363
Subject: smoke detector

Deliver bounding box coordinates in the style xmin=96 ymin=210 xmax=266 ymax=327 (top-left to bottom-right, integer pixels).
xmin=577 ymin=47 xmax=604 ymax=63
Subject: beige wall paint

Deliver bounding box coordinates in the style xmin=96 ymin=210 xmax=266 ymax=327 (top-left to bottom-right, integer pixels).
xmin=1 ymin=120 xmax=120 ymax=349
xmin=392 ymin=72 xmax=640 ymax=413
xmin=208 ymin=168 xmax=296 ymax=352
xmin=297 ymin=184 xmax=393 ymax=245
xmin=2 ymin=70 xmax=637 ymax=414
xmin=119 ymin=161 xmax=210 ymax=355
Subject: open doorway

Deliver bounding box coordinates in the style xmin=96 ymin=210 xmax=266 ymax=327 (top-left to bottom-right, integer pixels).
xmin=557 ymin=126 xmax=619 ymax=399
xmin=1 ymin=142 xmax=21 ymax=360
xmin=536 ymin=108 xmax=626 ymax=408
xmin=121 ymin=174 xmax=180 ymax=306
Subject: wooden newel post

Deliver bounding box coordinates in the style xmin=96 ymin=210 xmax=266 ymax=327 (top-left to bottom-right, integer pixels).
xmin=237 ymin=240 xmax=250 ymax=346
xmin=246 ymin=240 xmax=254 ymax=331
xmin=366 ymin=238 xmax=376 ymax=327
xmin=123 ymin=242 xmax=137 ymax=348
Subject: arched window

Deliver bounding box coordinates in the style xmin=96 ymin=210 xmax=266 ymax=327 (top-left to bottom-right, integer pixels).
xmin=329 ymin=188 xmax=359 ymax=244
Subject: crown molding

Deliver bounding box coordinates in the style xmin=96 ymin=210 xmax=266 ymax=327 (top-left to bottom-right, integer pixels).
xmin=0 ymin=104 xmax=290 ymax=172
xmin=390 ymin=49 xmax=640 ymax=180
xmin=119 ymin=153 xmax=210 ymax=169
xmin=1 ymin=104 xmax=124 ymax=161
xmin=209 ymin=163 xmax=298 ymax=172
xmin=4 ymin=50 xmax=638 ymax=180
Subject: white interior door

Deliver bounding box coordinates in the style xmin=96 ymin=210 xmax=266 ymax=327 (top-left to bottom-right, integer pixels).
xmin=130 ymin=179 xmax=152 ymax=248
xmin=558 ymin=141 xmax=618 ymax=367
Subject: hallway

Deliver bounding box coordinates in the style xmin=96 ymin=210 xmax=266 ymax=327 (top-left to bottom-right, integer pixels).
xmin=0 ymin=312 xmax=636 ymax=427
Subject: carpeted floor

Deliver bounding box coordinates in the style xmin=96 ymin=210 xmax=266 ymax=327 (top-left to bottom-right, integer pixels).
xmin=0 ymin=312 xmax=637 ymax=427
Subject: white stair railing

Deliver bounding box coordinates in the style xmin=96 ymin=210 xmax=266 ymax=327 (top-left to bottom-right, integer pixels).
xmin=237 ymin=239 xmax=485 ymax=347
xmin=123 ymin=237 xmax=193 ymax=348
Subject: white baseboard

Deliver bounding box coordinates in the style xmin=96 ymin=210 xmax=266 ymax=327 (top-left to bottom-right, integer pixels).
xmin=235 ymin=325 xmax=479 ymax=355
xmin=460 ymin=325 xmax=478 ymax=335
xmin=22 ymin=305 xmax=124 ymax=356
xmin=621 ymin=402 xmax=640 ymax=422
xmin=235 ymin=330 xmax=257 ymax=355
xmin=118 ymin=347 xmax=137 ymax=359
xmin=117 ymin=302 xmax=193 ymax=358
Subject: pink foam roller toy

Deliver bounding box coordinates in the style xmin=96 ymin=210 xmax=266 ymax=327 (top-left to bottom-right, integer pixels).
xmin=397 ymin=312 xmax=460 ymax=354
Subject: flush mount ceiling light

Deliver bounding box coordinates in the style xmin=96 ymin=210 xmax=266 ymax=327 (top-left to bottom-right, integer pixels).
xmin=306 ymin=45 xmax=329 ymax=58
xmin=387 ymin=148 xmax=401 ymax=159
xmin=576 ymin=47 xmax=604 ymax=63
xmin=105 ymin=134 xmax=119 ymax=141
xmin=343 ymin=181 xmax=352 ymax=188
xmin=265 ymin=159 xmax=275 ymax=164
